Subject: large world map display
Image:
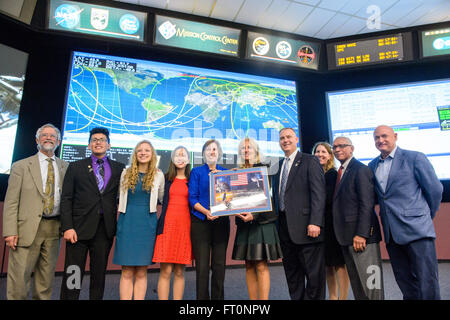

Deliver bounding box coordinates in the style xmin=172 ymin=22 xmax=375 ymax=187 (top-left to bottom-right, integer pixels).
xmin=61 ymin=52 xmax=298 ymax=164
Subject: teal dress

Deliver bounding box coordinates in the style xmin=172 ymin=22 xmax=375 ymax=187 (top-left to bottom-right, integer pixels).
xmin=113 ymin=173 xmax=157 ymax=266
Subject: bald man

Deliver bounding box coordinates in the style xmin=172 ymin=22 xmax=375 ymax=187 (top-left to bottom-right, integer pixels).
xmin=368 ymin=125 xmax=443 ymax=300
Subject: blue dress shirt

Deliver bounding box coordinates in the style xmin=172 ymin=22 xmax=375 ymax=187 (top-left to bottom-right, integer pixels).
xmin=188 ymin=163 xmax=227 ymax=220
xmin=375 ymin=146 xmax=397 ymax=193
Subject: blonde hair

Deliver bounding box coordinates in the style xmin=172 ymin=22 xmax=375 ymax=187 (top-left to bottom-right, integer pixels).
xmin=312 ymin=141 xmax=335 ymax=172
xmin=237 ymin=137 xmax=262 ymax=168
xmin=121 ymin=140 xmax=158 ymax=193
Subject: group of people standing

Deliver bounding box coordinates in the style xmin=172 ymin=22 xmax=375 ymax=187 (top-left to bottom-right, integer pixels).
xmin=2 ymin=123 xmax=443 ymax=301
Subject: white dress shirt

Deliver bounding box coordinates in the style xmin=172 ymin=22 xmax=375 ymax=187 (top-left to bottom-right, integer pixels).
xmin=279 ymin=149 xmax=298 ymax=194
xmin=38 ymin=151 xmax=61 ymax=216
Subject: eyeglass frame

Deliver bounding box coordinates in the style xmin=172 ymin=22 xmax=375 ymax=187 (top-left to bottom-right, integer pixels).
xmin=332 ymin=144 xmax=352 ymax=150
xmin=90 ymin=137 xmax=109 ymax=144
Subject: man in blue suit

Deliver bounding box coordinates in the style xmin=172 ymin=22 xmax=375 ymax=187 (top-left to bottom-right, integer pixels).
xmin=368 ymin=125 xmax=443 ymax=300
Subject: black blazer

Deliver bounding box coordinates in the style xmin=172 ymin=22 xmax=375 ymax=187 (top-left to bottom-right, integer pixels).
xmin=272 ymin=151 xmax=326 ymax=245
xmin=60 ymin=157 xmax=125 ymax=240
xmin=332 ymin=157 xmax=382 ymax=246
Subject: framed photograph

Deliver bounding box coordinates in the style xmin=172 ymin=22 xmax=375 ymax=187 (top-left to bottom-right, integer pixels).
xmin=209 ymin=166 xmax=272 ymax=217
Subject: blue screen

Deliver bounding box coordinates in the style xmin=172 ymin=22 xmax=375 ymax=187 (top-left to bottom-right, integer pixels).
xmin=326 ymin=79 xmax=450 ymax=180
xmin=61 ymin=51 xmax=298 ymax=168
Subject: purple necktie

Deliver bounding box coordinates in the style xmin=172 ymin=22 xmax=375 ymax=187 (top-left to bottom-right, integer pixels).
xmin=95 ymin=159 xmax=105 ymax=192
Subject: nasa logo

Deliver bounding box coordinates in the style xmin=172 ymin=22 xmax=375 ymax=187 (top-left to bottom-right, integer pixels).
xmin=120 ymin=14 xmax=140 ymax=34
xmin=54 ymin=4 xmax=81 ymax=29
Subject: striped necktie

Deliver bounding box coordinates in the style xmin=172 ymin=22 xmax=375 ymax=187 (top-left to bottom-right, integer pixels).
xmin=96 ymin=158 xmax=105 ymax=192
xmin=279 ymin=157 xmax=289 ymax=211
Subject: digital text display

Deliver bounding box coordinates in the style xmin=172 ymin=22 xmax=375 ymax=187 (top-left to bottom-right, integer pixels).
xmin=326 ymin=79 xmax=450 ymax=180
xmin=328 ymin=34 xmax=407 ymax=69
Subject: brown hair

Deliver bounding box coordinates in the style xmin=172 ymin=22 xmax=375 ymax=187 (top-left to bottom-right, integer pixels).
xmin=312 ymin=141 xmax=335 ymax=172
xmin=165 ymin=146 xmax=191 ymax=182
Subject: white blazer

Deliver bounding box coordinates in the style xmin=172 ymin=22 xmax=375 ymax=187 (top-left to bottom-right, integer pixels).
xmin=118 ymin=168 xmax=165 ymax=213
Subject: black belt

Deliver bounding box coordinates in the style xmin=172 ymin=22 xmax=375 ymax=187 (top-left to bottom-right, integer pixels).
xmin=42 ymin=214 xmax=60 ymax=220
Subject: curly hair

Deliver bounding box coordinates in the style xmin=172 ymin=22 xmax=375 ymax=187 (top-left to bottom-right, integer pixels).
xmin=121 ymin=140 xmax=158 ymax=193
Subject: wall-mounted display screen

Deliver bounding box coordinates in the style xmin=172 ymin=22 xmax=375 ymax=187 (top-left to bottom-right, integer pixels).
xmin=246 ymin=31 xmax=320 ymax=70
xmin=326 ymin=79 xmax=450 ymax=180
xmin=327 ymin=33 xmax=413 ymax=69
xmin=48 ymin=0 xmax=146 ymax=42
xmin=0 ymin=43 xmax=28 ymax=174
xmin=421 ymin=27 xmax=450 ymax=58
xmin=61 ymin=51 xmax=298 ymax=171
xmin=154 ymin=15 xmax=240 ymax=57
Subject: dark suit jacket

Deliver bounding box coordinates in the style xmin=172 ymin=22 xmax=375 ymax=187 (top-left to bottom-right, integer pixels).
xmin=332 ymin=157 xmax=381 ymax=246
xmin=60 ymin=157 xmax=125 ymax=240
xmin=272 ymin=151 xmax=326 ymax=245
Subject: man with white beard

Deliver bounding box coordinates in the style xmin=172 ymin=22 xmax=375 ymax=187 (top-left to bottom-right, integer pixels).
xmin=3 ymin=123 xmax=68 ymax=299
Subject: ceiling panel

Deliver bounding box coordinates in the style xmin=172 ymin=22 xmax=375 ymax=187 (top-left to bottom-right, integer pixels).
xmin=395 ymin=1 xmax=444 ymax=27
xmin=113 ymin=0 xmax=450 ymax=39
xmin=381 ymin=0 xmax=423 ymax=25
xmin=339 ymin=0 xmax=373 ymax=15
xmin=166 ymin=0 xmax=195 ymax=12
xmin=137 ymin=0 xmax=166 ymax=8
xmin=209 ymin=0 xmax=244 ymax=21
xmin=292 ymin=0 xmax=321 ymax=5
xmin=256 ymin=0 xmax=291 ymax=29
xmin=234 ymin=0 xmax=272 ymax=26
xmin=272 ymin=2 xmax=314 ymax=33
xmin=353 ymin=0 xmax=401 ymax=20
xmin=318 ymin=0 xmax=350 ymax=12
xmin=191 ymin=0 xmax=216 ymax=17
xmin=412 ymin=2 xmax=450 ymax=26
xmin=314 ymin=13 xmax=350 ymax=39
xmin=329 ymin=16 xmax=367 ymax=38
xmin=295 ymin=7 xmax=336 ymax=36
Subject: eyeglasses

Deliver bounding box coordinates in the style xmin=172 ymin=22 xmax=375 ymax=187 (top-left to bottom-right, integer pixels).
xmin=91 ymin=138 xmax=108 ymax=143
xmin=332 ymin=144 xmax=352 ymax=150
xmin=40 ymin=133 xmax=58 ymax=139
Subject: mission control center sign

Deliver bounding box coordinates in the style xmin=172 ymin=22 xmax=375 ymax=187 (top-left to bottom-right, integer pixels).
xmin=155 ymin=15 xmax=240 ymax=57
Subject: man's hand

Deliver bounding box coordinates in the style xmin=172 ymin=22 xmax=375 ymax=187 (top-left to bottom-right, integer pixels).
xmin=237 ymin=212 xmax=254 ymax=222
xmin=64 ymin=229 xmax=78 ymax=244
xmin=353 ymin=235 xmax=366 ymax=252
xmin=307 ymin=225 xmax=321 ymax=238
xmin=5 ymin=235 xmax=18 ymax=250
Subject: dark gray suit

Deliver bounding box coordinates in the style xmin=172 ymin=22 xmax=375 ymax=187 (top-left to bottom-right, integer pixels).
xmin=333 ymin=157 xmax=384 ymax=300
xmin=272 ymin=151 xmax=326 ymax=300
